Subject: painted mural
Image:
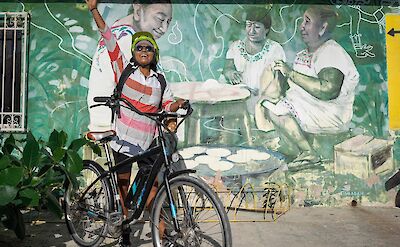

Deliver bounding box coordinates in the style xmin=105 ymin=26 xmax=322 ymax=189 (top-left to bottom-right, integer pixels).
xmin=1 ymin=0 xmax=400 ymax=208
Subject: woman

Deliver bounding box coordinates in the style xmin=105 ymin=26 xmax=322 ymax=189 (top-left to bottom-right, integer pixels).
xmin=85 ymin=0 xmax=185 ymax=246
xmin=263 ymin=6 xmax=359 ymax=164
xmin=223 ymin=6 xmax=286 ymax=117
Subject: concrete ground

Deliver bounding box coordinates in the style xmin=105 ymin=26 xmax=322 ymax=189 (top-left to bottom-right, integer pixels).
xmin=0 ymin=206 xmax=399 ymax=247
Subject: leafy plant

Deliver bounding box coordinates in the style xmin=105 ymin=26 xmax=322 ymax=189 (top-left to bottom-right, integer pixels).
xmin=0 ymin=129 xmax=100 ymax=239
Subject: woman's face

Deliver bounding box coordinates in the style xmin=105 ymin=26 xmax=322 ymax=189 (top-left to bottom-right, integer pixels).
xmin=300 ymin=9 xmax=324 ymax=47
xmin=136 ymin=4 xmax=172 ymax=39
xmin=133 ymin=40 xmax=155 ymax=67
xmin=245 ymin=21 xmax=267 ymax=43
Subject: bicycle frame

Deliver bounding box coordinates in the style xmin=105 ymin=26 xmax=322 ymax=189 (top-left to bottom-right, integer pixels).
xmin=66 ymin=94 xmax=232 ymax=247
xmin=78 ymin=107 xmax=195 ymax=231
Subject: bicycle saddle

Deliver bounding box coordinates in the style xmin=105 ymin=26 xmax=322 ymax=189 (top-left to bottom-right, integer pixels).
xmin=86 ymin=130 xmax=116 ymax=143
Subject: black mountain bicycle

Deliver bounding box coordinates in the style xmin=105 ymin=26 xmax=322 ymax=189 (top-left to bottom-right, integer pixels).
xmin=63 ymin=94 xmax=232 ymax=247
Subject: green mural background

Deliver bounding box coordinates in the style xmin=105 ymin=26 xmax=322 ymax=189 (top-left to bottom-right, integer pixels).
xmin=1 ymin=1 xmax=400 ymax=207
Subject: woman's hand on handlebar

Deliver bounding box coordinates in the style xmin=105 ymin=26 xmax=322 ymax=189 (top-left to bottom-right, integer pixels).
xmin=170 ymin=98 xmax=188 ymax=112
xmin=165 ymin=99 xmax=190 ymax=132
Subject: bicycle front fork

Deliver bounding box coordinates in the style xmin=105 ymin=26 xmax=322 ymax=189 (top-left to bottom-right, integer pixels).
xmin=164 ymin=171 xmax=181 ymax=233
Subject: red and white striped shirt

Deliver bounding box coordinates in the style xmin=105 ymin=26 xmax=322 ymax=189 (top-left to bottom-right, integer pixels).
xmin=100 ymin=25 xmax=174 ymax=155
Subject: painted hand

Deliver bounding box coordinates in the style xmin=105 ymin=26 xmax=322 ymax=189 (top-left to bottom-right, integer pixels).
xmin=85 ymin=0 xmax=98 ymax=12
xmin=225 ymin=70 xmax=243 ymax=85
xmin=273 ymin=60 xmax=292 ymax=77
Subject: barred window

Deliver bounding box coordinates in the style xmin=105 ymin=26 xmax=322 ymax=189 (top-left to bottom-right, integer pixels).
xmin=0 ymin=12 xmax=29 ymax=132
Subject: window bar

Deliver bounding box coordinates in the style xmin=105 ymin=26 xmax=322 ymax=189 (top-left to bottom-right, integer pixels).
xmin=21 ymin=13 xmax=28 ymax=131
xmin=11 ymin=14 xmax=17 ymax=129
xmin=1 ymin=13 xmax=6 ymax=130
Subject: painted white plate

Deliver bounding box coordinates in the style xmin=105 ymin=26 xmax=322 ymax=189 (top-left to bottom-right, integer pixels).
xmin=181 ymin=146 xmax=207 ymax=155
xmin=236 ymin=149 xmax=271 ymax=161
xmin=194 ymin=155 xmax=221 ymax=164
xmin=205 ymin=148 xmax=231 ymax=157
xmin=226 ymin=154 xmax=250 ymax=163
xmin=179 ymin=151 xmax=194 ymax=159
xmin=208 ymin=161 xmax=234 ymax=171
xmin=184 ymin=160 xmax=199 ymax=169
xmin=179 ymin=146 xmax=207 ymax=159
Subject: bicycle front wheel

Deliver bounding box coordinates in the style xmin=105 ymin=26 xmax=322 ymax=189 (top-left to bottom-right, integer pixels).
xmin=64 ymin=160 xmax=114 ymax=247
xmin=151 ymin=175 xmax=232 ymax=247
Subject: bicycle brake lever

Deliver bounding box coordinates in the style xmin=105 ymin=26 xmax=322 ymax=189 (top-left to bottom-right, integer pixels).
xmin=90 ymin=103 xmax=105 ymax=109
xmin=181 ymin=100 xmax=190 ymax=110
xmin=185 ymin=103 xmax=193 ymax=116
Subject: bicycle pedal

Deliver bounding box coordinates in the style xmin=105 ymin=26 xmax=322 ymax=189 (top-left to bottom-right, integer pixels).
xmin=109 ymin=212 xmax=123 ymax=223
xmin=107 ymin=225 xmax=122 ymax=238
xmin=107 ymin=212 xmax=123 ymax=238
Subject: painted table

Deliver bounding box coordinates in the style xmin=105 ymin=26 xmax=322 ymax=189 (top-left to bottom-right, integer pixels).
xmin=170 ymin=80 xmax=252 ymax=146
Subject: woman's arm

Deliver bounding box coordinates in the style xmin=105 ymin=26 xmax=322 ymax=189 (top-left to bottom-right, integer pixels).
xmin=289 ymin=67 xmax=344 ymax=100
xmin=86 ymin=0 xmax=128 ymax=85
xmin=86 ymin=0 xmax=105 ymax=30
xmin=273 ymin=60 xmax=344 ymax=100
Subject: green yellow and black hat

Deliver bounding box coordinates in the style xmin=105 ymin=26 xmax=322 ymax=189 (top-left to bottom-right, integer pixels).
xmin=131 ymin=31 xmax=159 ymax=63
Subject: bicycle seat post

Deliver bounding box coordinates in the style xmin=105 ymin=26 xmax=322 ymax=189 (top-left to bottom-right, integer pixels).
xmin=103 ymin=141 xmax=114 ymax=169
xmin=102 ymin=141 xmax=122 ymax=211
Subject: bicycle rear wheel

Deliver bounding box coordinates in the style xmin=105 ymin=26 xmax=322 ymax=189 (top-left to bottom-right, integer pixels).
xmin=151 ymin=175 xmax=232 ymax=247
xmin=64 ymin=160 xmax=114 ymax=247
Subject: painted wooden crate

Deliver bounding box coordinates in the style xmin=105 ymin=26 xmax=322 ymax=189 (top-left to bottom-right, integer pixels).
xmin=334 ymin=135 xmax=394 ymax=179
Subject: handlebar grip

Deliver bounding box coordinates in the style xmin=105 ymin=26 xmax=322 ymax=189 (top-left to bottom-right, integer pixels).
xmin=93 ymin=96 xmax=111 ymax=102
xmin=187 ymin=106 xmax=194 ymax=116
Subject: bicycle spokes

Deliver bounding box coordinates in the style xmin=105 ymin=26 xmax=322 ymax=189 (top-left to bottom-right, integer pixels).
xmin=152 ymin=176 xmax=231 ymax=247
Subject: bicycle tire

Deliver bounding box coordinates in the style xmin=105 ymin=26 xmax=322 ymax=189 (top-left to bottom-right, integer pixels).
xmin=151 ymin=175 xmax=232 ymax=247
xmin=64 ymin=160 xmax=114 ymax=247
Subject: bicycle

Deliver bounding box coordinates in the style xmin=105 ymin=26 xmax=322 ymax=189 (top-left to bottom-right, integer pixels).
xmin=63 ymin=93 xmax=232 ymax=247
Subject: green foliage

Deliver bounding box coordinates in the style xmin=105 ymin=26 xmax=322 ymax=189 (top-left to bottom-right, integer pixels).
xmin=0 ymin=129 xmax=91 ymax=239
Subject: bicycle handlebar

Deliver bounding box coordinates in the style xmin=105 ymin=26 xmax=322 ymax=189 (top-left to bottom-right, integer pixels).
xmin=93 ymin=96 xmax=110 ymax=103
xmin=91 ymin=95 xmax=193 ymax=127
